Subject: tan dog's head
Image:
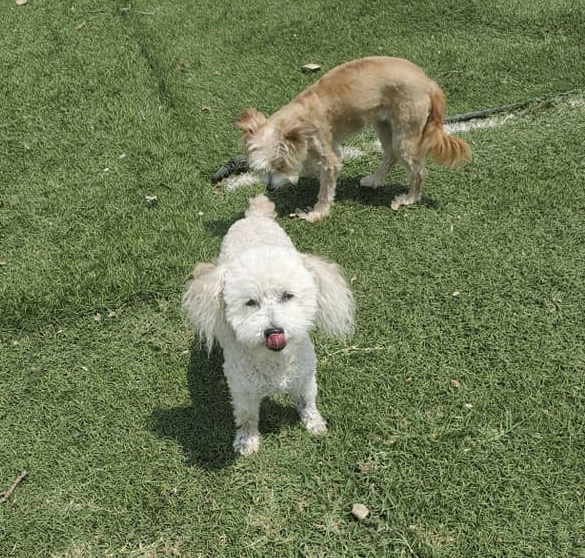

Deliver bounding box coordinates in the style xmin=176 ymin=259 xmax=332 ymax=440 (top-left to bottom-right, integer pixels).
xmin=236 ymin=108 xmax=316 ymax=191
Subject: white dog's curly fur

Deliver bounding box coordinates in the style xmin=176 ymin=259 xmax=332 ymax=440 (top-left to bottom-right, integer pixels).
xmin=182 ymin=195 xmax=354 ymax=455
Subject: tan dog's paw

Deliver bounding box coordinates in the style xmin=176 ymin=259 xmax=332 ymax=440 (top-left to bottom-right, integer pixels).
xmin=391 ymin=193 xmax=421 ymax=210
xmin=290 ymin=205 xmax=330 ymax=223
xmin=360 ymin=175 xmax=385 ymax=189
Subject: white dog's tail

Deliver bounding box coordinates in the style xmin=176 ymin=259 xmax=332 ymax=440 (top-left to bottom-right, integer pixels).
xmin=245 ymin=194 xmax=277 ymax=220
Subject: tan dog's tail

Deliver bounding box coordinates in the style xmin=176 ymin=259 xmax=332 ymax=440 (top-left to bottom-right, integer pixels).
xmin=422 ymin=87 xmax=472 ymax=167
xmin=245 ymin=194 xmax=277 ymax=220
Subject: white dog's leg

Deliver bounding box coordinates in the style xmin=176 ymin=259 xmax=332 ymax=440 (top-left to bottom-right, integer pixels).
xmin=232 ymin=393 xmax=262 ymax=456
xmin=291 ymin=375 xmax=327 ymax=434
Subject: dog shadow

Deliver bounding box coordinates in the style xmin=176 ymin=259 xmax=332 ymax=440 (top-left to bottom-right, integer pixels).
xmin=149 ymin=344 xmax=300 ymax=470
xmin=203 ymin=216 xmax=241 ymax=239
xmin=203 ymin=175 xmax=438 ymax=240
xmin=265 ymin=175 xmax=439 ymax=217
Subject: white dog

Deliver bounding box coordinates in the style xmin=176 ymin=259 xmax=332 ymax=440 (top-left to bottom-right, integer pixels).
xmin=182 ymin=195 xmax=354 ymax=455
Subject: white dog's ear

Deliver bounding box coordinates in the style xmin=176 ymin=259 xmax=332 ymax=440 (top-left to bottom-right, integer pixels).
xmin=301 ymin=254 xmax=354 ymax=338
xmin=235 ymin=108 xmax=267 ymax=138
xmin=182 ymin=262 xmax=225 ymax=353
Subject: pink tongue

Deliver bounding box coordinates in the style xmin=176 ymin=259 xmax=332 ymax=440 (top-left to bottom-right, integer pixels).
xmin=266 ymin=332 xmax=286 ymax=350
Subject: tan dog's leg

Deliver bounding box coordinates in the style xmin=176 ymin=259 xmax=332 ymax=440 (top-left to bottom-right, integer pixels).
xmin=391 ymin=143 xmax=426 ymax=210
xmin=360 ymin=119 xmax=395 ymax=188
xmin=294 ymin=147 xmax=341 ymax=222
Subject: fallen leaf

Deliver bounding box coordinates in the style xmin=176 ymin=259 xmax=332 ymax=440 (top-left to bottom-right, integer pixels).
xmin=145 ymin=195 xmax=158 ymax=205
xmin=16 ymin=0 xmax=28 ymax=5
xmin=451 ymin=379 xmax=461 ymax=388
xmin=351 ymin=503 xmax=370 ymax=520
xmin=94 ymin=312 xmax=103 ymax=323
xmin=301 ymin=63 xmax=321 ymax=72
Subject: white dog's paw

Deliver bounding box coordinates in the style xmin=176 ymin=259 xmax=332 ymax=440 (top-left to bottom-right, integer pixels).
xmin=302 ymin=411 xmax=328 ymax=434
xmin=233 ymin=430 xmax=260 ymax=456
xmin=360 ymin=175 xmax=384 ymax=189
xmin=390 ymin=193 xmax=421 ymax=210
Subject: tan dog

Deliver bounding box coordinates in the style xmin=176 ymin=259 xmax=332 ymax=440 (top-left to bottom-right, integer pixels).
xmin=237 ymin=57 xmax=471 ymax=222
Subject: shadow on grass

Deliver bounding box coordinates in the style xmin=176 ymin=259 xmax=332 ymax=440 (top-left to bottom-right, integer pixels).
xmin=150 ymin=343 xmax=301 ymax=470
xmin=204 ymin=176 xmax=439 ymax=238
xmin=272 ymin=175 xmax=440 ymax=214
xmin=203 ymin=212 xmax=243 ymax=239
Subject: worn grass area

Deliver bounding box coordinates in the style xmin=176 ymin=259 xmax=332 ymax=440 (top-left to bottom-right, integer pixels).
xmin=1 ymin=0 xmax=584 ymax=557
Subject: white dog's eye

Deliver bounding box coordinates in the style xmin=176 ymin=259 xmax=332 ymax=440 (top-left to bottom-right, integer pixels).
xmin=281 ymin=292 xmax=294 ymax=302
xmin=245 ymin=299 xmax=259 ymax=308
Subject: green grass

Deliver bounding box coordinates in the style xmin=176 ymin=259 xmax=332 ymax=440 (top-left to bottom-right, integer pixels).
xmin=1 ymin=0 xmax=584 ymax=557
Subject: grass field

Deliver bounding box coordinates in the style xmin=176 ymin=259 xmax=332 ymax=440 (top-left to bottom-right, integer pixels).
xmin=1 ymin=1 xmax=584 ymax=557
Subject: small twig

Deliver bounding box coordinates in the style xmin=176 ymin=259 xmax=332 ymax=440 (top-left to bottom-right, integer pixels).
xmin=319 ymin=345 xmax=386 ymax=363
xmin=0 ymin=470 xmax=28 ymax=504
xmin=434 ymin=69 xmax=465 ymax=79
xmin=136 ymin=11 xmax=155 ymax=15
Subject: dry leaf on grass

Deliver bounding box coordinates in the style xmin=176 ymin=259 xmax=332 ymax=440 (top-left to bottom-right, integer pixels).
xmin=16 ymin=0 xmax=28 ymax=5
xmin=301 ymin=63 xmax=321 ymax=72
xmin=351 ymin=503 xmax=370 ymax=520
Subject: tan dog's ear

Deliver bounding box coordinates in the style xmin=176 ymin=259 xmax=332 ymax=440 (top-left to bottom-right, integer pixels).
xmin=235 ymin=108 xmax=267 ymax=137
xmin=282 ymin=118 xmax=318 ymax=144
xmin=301 ymin=254 xmax=354 ymax=338
xmin=182 ymin=262 xmax=226 ymax=353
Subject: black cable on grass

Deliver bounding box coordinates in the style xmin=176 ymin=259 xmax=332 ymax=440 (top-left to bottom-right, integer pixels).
xmin=445 ymin=88 xmax=581 ymax=123
xmin=211 ymin=89 xmax=582 ymax=183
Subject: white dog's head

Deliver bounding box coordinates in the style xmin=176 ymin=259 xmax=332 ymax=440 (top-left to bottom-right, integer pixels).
xmin=236 ymin=108 xmax=317 ymax=191
xmin=183 ymin=246 xmax=353 ymax=353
